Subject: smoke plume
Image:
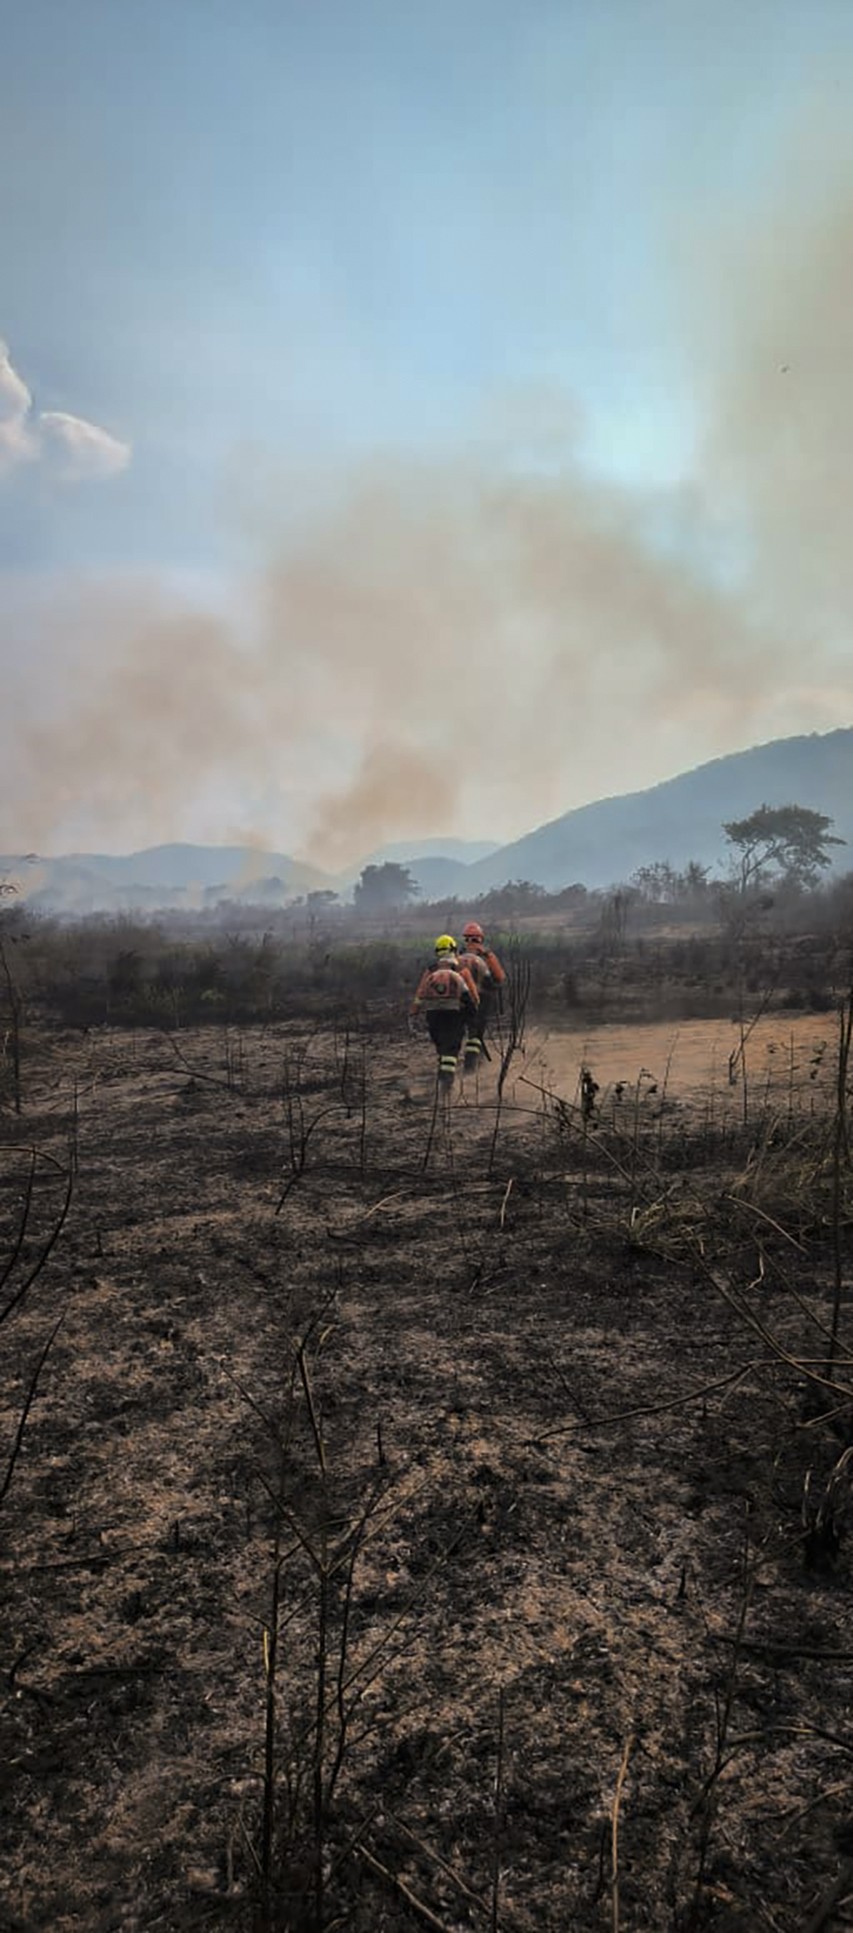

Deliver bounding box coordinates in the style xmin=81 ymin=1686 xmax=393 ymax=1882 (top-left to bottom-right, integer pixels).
xmin=3 ymin=109 xmax=853 ymax=871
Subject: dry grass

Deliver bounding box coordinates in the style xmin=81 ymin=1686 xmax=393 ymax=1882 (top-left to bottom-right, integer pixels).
xmin=0 ymin=1008 xmax=851 ymax=1930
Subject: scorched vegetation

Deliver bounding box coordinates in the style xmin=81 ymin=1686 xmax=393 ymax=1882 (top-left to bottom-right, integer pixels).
xmin=1 ymin=932 xmax=853 ymax=1931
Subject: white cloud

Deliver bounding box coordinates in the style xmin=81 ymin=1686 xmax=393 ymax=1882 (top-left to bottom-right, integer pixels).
xmin=0 ymin=340 xmax=32 ymax=422
xmin=39 ymin=409 xmax=131 ymax=480
xmin=0 ymin=339 xmax=131 ymax=481
xmin=0 ymin=340 xmax=38 ymax=468
xmin=0 ymin=413 xmax=37 ymax=468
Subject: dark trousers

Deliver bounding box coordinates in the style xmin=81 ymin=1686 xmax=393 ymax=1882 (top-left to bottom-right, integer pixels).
xmin=427 ymin=1010 xmax=466 ymax=1079
xmin=467 ymin=989 xmax=497 ymax=1057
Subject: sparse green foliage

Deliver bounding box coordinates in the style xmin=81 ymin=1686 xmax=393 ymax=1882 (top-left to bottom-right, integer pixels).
xmin=723 ymin=803 xmax=844 ymax=894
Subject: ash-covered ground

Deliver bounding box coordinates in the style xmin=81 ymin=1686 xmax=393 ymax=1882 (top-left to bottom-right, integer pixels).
xmin=2 ymin=1020 xmax=851 ymax=1931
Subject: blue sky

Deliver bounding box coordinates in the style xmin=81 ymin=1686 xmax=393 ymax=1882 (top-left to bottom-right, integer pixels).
xmin=3 ymin=0 xmax=853 ymax=858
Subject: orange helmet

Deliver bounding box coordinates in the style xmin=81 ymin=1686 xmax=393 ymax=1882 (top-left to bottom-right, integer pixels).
xmin=462 ymin=921 xmax=484 ymax=944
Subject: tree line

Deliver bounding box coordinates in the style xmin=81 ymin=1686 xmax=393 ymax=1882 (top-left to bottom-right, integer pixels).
xmin=320 ymin=802 xmax=847 ymax=918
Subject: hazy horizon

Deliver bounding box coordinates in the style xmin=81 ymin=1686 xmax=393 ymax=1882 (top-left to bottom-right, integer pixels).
xmin=1 ymin=721 xmax=848 ymax=874
xmin=4 ymin=2 xmax=853 ymax=866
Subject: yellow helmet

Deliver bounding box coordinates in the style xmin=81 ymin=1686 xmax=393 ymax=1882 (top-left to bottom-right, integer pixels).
xmin=434 ymin=934 xmax=457 ymax=954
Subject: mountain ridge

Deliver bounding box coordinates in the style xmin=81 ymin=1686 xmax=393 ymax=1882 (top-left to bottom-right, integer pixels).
xmin=402 ymin=728 xmax=853 ymax=896
xmin=3 ymin=728 xmax=851 ymax=911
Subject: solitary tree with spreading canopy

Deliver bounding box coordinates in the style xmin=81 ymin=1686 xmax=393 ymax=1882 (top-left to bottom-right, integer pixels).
xmin=353 ymin=862 xmax=419 ymax=911
xmin=723 ymin=803 xmax=844 ymax=893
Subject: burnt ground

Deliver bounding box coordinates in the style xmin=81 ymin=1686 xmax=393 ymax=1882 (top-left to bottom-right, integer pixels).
xmin=1 ymin=1019 xmax=852 ymax=1933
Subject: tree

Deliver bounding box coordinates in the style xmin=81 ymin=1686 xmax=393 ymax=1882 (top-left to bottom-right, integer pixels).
xmin=597 ymin=886 xmax=635 ymax=950
xmin=306 ymin=889 xmax=339 ymax=940
xmin=631 ymin=861 xmax=681 ymax=904
xmin=723 ymin=804 xmax=845 ymax=894
xmin=683 ymin=860 xmax=710 ymax=897
xmin=353 ymin=862 xmax=418 ymax=912
xmin=629 ymin=861 xmax=713 ymax=906
xmin=631 ymin=860 xmax=712 ymax=905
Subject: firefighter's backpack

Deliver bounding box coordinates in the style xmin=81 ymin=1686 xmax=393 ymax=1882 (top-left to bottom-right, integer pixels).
xmin=424 ymin=966 xmax=460 ymax=1004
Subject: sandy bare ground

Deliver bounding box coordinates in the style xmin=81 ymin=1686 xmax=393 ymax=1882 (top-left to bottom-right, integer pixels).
xmin=520 ymin=1011 xmax=840 ymax=1118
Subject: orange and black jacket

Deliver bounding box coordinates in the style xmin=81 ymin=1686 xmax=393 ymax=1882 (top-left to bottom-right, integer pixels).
xmin=411 ymin=961 xmax=479 ymax=1016
xmin=459 ymin=945 xmax=506 ymax=995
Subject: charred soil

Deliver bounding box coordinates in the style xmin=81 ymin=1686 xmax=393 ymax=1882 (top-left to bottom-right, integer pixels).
xmin=1 ymin=1018 xmax=852 ymax=1932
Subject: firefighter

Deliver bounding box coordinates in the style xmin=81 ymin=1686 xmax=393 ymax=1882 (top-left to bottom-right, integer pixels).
xmin=457 ymin=921 xmax=506 ymax=1074
xmin=410 ymin=936 xmax=479 ymax=1089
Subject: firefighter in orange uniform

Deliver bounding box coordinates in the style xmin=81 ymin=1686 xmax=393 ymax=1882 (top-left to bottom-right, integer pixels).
xmin=410 ymin=936 xmax=479 ymax=1088
xmin=457 ymin=921 xmax=506 ymax=1073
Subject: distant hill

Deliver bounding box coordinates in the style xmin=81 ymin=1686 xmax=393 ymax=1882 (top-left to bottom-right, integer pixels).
xmin=403 ymin=855 xmax=480 ymax=899
xmin=0 ymin=843 xmax=332 ymax=914
xmin=3 ymin=730 xmax=850 ymax=913
xmin=359 ymin=837 xmax=499 ymax=867
xmin=339 ymin=837 xmax=498 ymax=898
xmin=460 ymin=729 xmax=853 ymax=894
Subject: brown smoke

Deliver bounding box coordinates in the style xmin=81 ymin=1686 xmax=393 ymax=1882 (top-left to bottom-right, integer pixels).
xmin=4 ymin=112 xmax=853 ymax=871
xmin=2 ymin=581 xmax=265 ymax=852
xmin=307 ymin=741 xmax=458 ymax=873
xmin=267 ymin=457 xmax=778 ymax=865
xmin=0 ymin=454 xmax=798 ymax=871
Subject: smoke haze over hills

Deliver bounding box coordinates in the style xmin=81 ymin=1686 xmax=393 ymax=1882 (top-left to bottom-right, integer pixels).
xmin=3 ymin=17 xmax=853 ymax=866
xmin=6 ymin=728 xmax=851 ymax=913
